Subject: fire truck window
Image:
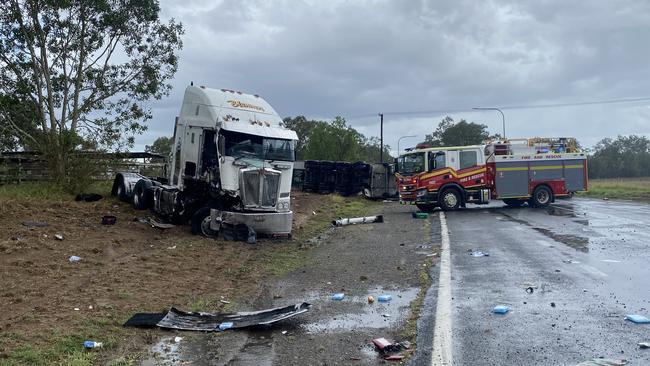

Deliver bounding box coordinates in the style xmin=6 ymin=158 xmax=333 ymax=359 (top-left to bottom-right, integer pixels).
xmin=434 ymin=152 xmax=446 ymax=170
xmin=459 ymin=150 xmax=478 ymax=169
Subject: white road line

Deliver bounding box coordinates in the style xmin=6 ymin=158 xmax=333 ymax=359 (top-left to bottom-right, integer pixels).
xmin=432 ymin=212 xmax=452 ymax=365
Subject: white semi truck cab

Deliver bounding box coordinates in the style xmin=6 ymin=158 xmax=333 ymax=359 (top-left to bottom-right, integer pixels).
xmin=112 ymin=85 xmax=298 ymax=237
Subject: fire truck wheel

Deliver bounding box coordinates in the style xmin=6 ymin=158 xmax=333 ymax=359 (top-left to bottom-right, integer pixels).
xmin=191 ymin=207 xmax=219 ymax=238
xmin=503 ymin=198 xmax=525 ymax=207
xmin=439 ymin=188 xmax=461 ymax=211
xmin=531 ymin=185 xmax=553 ymax=207
xmin=416 ymin=204 xmax=436 ymax=213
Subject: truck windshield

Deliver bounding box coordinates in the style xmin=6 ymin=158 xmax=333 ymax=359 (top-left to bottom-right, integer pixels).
xmin=397 ymin=153 xmax=424 ymax=175
xmin=221 ymin=130 xmax=295 ymax=162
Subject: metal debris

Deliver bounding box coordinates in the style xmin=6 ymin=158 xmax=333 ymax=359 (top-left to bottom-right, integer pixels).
xmin=124 ymin=302 xmax=311 ymax=331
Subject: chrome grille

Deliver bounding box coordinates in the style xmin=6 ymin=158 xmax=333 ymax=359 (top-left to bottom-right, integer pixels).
xmin=241 ymin=168 xmax=281 ymax=209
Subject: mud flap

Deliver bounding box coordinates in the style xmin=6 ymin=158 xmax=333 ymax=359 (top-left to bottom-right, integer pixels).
xmin=124 ymin=302 xmax=311 ymax=331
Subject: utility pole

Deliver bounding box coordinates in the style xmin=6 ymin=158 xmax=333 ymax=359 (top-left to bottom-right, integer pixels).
xmin=379 ymin=113 xmax=384 ymax=163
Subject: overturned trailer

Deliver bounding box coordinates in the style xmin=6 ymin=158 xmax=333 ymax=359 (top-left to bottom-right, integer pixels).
xmin=112 ymin=85 xmax=298 ymax=236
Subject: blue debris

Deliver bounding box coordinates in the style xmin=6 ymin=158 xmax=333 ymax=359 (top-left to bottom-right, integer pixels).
xmin=377 ymin=295 xmax=392 ymax=302
xmin=492 ymin=305 xmax=509 ymax=314
xmin=625 ymin=314 xmax=650 ymax=324
xmin=331 ymin=293 xmax=345 ymax=301
xmin=218 ymin=322 xmax=234 ymax=331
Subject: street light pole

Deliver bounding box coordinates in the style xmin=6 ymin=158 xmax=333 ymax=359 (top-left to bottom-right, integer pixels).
xmin=473 ymin=107 xmax=506 ymax=139
xmin=397 ymin=135 xmax=418 ymax=158
xmin=379 ymin=113 xmax=384 ymax=163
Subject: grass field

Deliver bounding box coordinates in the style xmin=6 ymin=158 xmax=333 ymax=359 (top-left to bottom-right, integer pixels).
xmin=580 ymin=177 xmax=650 ymax=200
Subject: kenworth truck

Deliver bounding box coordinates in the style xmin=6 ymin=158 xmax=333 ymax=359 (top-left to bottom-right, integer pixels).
xmin=111 ymin=85 xmax=298 ymax=237
xmin=396 ymin=138 xmax=587 ymax=212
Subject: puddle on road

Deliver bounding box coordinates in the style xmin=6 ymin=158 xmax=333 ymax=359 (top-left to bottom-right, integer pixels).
xmin=302 ymin=287 xmax=419 ymax=333
xmin=533 ymin=227 xmax=589 ymax=252
xmin=142 ymin=336 xmax=183 ymax=366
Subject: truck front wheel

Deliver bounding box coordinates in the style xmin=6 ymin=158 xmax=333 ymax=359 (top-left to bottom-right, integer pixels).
xmin=191 ymin=207 xmax=219 ymax=238
xmin=530 ymin=185 xmax=553 ymax=207
xmin=132 ymin=179 xmax=153 ymax=210
xmin=439 ymin=188 xmax=461 ymax=211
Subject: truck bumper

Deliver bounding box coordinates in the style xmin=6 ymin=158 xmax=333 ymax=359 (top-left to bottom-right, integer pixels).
xmin=210 ymin=210 xmax=293 ymax=236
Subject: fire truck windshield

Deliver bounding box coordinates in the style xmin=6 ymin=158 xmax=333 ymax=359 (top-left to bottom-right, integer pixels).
xmin=397 ymin=153 xmax=424 ymax=175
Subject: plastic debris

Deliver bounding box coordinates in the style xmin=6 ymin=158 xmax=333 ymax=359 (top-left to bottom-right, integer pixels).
xmin=470 ymin=250 xmax=489 ymax=257
xmin=83 ymin=341 xmax=102 ymax=349
xmin=576 ymin=359 xmax=627 ymax=366
xmin=220 ymin=300 xmax=231 ymax=304
xmin=74 ymin=308 xmax=80 ymax=311
xmin=525 ymin=287 xmax=534 ymax=294
xmin=174 ymin=336 xmax=183 ymax=343
xmin=331 ymin=293 xmax=345 ymax=301
xmin=493 ymin=305 xmax=509 ymax=314
xmin=368 ymin=296 xmax=375 ymax=303
xmin=68 ymin=255 xmax=81 ymax=263
xmin=22 ymin=221 xmax=48 ymax=228
xmin=101 ymin=215 xmax=117 ymax=225
xmin=377 ymin=295 xmax=392 ymax=302
xmin=382 ymin=314 xmax=391 ymax=318
xmin=412 ymin=212 xmax=428 ymax=219
xmin=218 ymin=322 xmax=233 ymax=331
xmin=332 ymin=215 xmax=384 ymax=227
xmin=625 ymin=314 xmax=650 ymax=324
xmin=563 ymin=259 xmax=579 ymax=264
xmin=639 ymin=342 xmax=650 ymax=349
xmin=372 ymin=338 xmax=411 ymax=360
xmin=281 ymin=330 xmax=288 ymax=335
xmin=54 ymin=234 xmax=64 ymax=241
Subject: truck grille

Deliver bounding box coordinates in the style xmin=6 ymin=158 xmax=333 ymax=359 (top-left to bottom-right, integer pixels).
xmin=240 ymin=168 xmax=281 ymax=209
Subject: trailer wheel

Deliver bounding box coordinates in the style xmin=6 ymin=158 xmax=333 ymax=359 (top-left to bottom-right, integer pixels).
xmin=132 ymin=179 xmax=153 ymax=210
xmin=439 ymin=188 xmax=461 ymax=211
xmin=503 ymin=198 xmax=525 ymax=207
xmin=416 ymin=204 xmax=436 ymax=213
xmin=531 ymin=185 xmax=553 ymax=207
xmin=191 ymin=207 xmax=219 ymax=238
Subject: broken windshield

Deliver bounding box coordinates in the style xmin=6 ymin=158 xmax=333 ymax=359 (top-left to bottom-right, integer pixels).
xmin=221 ymin=130 xmax=295 ymax=162
xmin=397 ymin=153 xmax=424 ymax=175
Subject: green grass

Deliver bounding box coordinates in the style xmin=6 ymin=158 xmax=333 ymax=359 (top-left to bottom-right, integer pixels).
xmin=580 ymin=177 xmax=650 ymax=200
xmin=0 ymin=180 xmax=112 ymax=201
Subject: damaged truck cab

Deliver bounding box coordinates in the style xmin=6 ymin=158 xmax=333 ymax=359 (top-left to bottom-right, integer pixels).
xmin=112 ymin=85 xmax=298 ymax=237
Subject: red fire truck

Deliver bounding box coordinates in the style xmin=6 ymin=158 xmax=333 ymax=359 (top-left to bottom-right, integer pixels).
xmin=396 ymin=138 xmax=588 ymax=212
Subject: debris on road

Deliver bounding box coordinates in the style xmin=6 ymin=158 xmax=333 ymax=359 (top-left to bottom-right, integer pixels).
xmin=101 ymin=215 xmax=117 ymax=225
xmin=372 ymin=337 xmax=411 ymax=360
xmin=68 ymin=255 xmax=81 ymax=263
xmin=220 ymin=300 xmax=231 ymax=304
xmin=134 ymin=217 xmax=175 ymax=229
xmin=638 ymin=342 xmax=650 ymax=349
xmin=367 ymin=295 xmax=375 ymax=303
xmin=83 ymin=340 xmax=102 ymax=349
xmin=563 ymin=259 xmax=580 ymax=264
xmin=551 ymin=302 xmax=556 ymax=308
xmin=377 ymin=295 xmax=392 ymax=302
xmin=22 ymin=220 xmax=49 ymax=228
xmin=525 ymin=287 xmax=534 ymax=294
xmin=174 ymin=336 xmax=183 ymax=343
xmin=412 ymin=212 xmax=428 ymax=219
xmin=469 ymin=250 xmax=489 ymax=257
xmin=493 ymin=305 xmax=509 ymax=314
xmin=332 ymin=215 xmax=384 ymax=227
xmin=625 ymin=314 xmax=650 ymax=324
xmin=331 ymin=293 xmax=345 ymax=301
xmin=75 ymin=193 xmax=103 ymax=202
xmin=417 ymin=244 xmax=432 ymax=249
xmin=54 ymin=234 xmax=64 ymax=241
xmin=123 ymin=302 xmax=311 ymax=331
xmin=576 ymin=359 xmax=627 ymax=366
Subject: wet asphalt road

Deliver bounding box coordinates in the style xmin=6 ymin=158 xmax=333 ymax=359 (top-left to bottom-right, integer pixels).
xmin=444 ymin=198 xmax=650 ymax=365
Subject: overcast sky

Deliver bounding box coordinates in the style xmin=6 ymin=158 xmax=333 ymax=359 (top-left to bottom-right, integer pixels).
xmin=141 ymin=0 xmax=650 ymax=154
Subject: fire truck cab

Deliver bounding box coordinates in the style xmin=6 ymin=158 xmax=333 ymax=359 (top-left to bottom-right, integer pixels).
xmin=396 ymin=138 xmax=587 ymax=212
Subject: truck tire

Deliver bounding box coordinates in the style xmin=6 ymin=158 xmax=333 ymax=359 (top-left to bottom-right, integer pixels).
xmin=503 ymin=198 xmax=525 ymax=207
xmin=439 ymin=188 xmax=461 ymax=211
xmin=114 ymin=175 xmax=129 ymax=202
xmin=416 ymin=204 xmax=436 ymax=213
xmin=530 ymin=185 xmax=553 ymax=207
xmin=132 ymin=179 xmax=153 ymax=210
xmin=191 ymin=207 xmax=219 ymax=238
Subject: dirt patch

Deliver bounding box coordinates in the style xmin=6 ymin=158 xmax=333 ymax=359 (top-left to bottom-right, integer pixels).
xmin=0 ymin=189 xmax=331 ymax=364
